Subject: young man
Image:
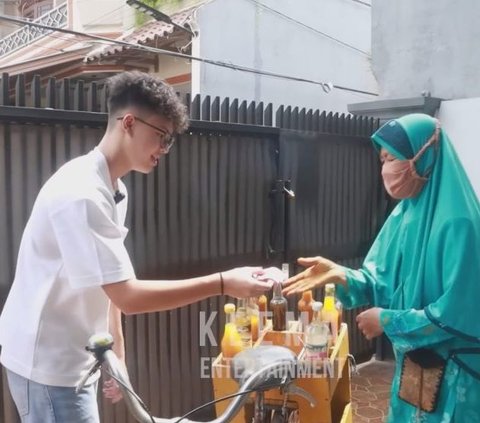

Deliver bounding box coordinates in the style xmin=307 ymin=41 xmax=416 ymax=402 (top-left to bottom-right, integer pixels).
xmin=0 ymin=71 xmax=276 ymax=422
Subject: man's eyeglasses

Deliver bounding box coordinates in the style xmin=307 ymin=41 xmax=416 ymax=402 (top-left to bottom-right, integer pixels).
xmin=116 ymin=116 xmax=175 ymax=152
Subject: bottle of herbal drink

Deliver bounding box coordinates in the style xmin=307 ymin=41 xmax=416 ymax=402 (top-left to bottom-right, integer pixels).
xmin=270 ymin=281 xmax=287 ymax=331
xmin=236 ymin=298 xmax=252 ymax=348
xmin=321 ymin=283 xmax=339 ymax=344
xmin=248 ymin=298 xmax=260 ymax=343
xmin=258 ymin=294 xmax=268 ymax=327
xmin=297 ymin=290 xmax=314 ymax=331
xmin=221 ymin=303 xmax=243 ymax=359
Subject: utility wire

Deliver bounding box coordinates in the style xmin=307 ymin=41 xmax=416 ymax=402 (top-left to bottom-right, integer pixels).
xmin=350 ymin=0 xmax=371 ymax=7
xmin=245 ymin=0 xmax=370 ymax=57
xmin=0 ymin=13 xmax=378 ymax=96
xmin=81 ymin=4 xmax=127 ymax=27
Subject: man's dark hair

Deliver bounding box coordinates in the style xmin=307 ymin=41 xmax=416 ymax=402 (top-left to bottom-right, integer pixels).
xmin=106 ymin=71 xmax=189 ymax=133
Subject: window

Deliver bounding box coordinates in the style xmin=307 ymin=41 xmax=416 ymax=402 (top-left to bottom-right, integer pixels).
xmin=22 ymin=0 xmax=54 ymax=20
xmin=38 ymin=3 xmax=53 ymax=16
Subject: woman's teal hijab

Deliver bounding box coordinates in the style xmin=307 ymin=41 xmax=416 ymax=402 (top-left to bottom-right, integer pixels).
xmin=366 ymin=113 xmax=480 ymax=342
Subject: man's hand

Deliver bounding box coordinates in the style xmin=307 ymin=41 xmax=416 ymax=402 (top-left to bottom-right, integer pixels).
xmin=222 ymin=267 xmax=274 ymax=298
xmin=103 ymin=377 xmax=123 ymax=404
xmin=254 ymin=267 xmax=286 ymax=283
xmin=282 ymin=256 xmax=345 ymax=296
xmin=106 ymin=302 xmax=124 ymax=403
xmin=356 ymin=307 xmax=384 ymax=340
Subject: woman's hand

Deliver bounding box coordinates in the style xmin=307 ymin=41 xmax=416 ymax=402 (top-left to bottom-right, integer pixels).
xmin=356 ymin=307 xmax=384 ymax=340
xmin=282 ymin=256 xmax=346 ymax=296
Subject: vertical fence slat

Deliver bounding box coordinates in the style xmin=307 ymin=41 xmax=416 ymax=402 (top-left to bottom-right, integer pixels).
xmin=291 ymin=106 xmax=299 ymax=130
xmin=211 ymin=96 xmax=220 ymax=121
xmin=190 ymin=94 xmax=201 ymax=120
xmin=284 ymin=106 xmax=292 ymax=130
xmin=220 ymin=97 xmax=229 ymax=122
xmin=299 ymin=107 xmax=306 ymax=130
xmin=87 ymin=81 xmax=98 ymax=112
xmin=100 ymin=83 xmax=108 ymax=113
xmin=255 ymin=101 xmax=264 ymax=126
xmin=0 ymin=73 xmax=9 ymax=106
xmin=313 ymin=110 xmax=320 ymax=131
xmin=31 ymin=75 xmax=41 ymax=108
xmin=74 ymin=80 xmax=85 ymax=111
xmin=201 ymin=95 xmax=211 ymax=121
xmin=15 ymin=74 xmax=25 ymax=107
xmin=275 ymin=105 xmax=284 ymax=128
xmin=229 ymin=98 xmax=238 ymax=123
xmin=238 ymin=100 xmax=247 ymax=123
xmin=319 ymin=110 xmax=327 ymax=132
xmin=264 ymin=103 xmax=273 ymax=126
xmin=306 ymin=109 xmax=313 ymax=131
xmin=46 ymin=77 xmax=56 ymax=109
xmin=60 ymin=78 xmax=70 ymax=110
xmin=184 ymin=93 xmax=191 ymax=116
xmin=247 ymin=101 xmax=255 ymax=124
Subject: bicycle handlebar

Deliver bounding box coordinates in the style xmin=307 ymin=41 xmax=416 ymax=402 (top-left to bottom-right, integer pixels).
xmin=82 ymin=333 xmax=310 ymax=423
xmin=104 ymin=347 xmax=297 ymax=423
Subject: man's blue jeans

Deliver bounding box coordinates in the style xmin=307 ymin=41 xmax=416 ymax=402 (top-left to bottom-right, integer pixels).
xmin=6 ymin=369 xmax=100 ymax=423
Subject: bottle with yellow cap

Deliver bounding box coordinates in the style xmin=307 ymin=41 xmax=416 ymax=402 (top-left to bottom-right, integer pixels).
xmin=321 ymin=283 xmax=339 ymax=344
xmin=221 ymin=303 xmax=243 ymax=359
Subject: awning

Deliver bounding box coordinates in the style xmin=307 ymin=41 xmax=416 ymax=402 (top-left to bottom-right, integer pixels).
xmin=85 ymin=8 xmax=194 ymax=62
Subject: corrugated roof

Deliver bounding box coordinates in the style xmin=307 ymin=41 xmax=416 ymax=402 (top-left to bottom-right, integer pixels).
xmin=85 ymin=8 xmax=195 ymax=62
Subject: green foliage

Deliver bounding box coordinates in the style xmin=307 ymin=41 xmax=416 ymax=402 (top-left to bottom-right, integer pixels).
xmin=133 ymin=0 xmax=197 ymax=26
xmin=134 ymin=0 xmax=162 ymax=27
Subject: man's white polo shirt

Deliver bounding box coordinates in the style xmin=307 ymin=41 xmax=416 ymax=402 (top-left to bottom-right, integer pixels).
xmin=0 ymin=148 xmax=135 ymax=387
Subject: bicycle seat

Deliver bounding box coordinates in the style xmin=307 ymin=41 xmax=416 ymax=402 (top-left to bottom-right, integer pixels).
xmin=231 ymin=346 xmax=297 ymax=391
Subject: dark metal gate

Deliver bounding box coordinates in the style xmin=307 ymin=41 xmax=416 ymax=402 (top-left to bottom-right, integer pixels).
xmin=0 ymin=73 xmax=384 ymax=422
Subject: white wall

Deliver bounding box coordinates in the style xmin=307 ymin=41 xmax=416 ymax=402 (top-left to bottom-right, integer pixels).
xmin=192 ymin=0 xmax=377 ymax=113
xmin=72 ymin=0 xmax=127 ymax=33
xmin=157 ymin=55 xmax=190 ymax=80
xmin=438 ymin=98 xmax=480 ymax=199
xmin=0 ymin=0 xmax=21 ymax=38
xmin=372 ymin=0 xmax=480 ymax=100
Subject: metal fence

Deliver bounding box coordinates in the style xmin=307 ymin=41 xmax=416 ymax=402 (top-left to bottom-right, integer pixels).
xmin=0 ymin=73 xmax=384 ymax=422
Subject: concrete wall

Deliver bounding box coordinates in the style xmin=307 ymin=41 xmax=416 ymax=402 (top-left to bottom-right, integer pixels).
xmin=192 ymin=0 xmax=377 ymax=113
xmin=0 ymin=0 xmax=21 ymax=38
xmin=372 ymin=0 xmax=480 ymax=100
xmin=71 ymin=0 xmax=129 ymax=33
xmin=438 ymin=98 xmax=480 ymax=199
xmin=156 ymin=54 xmax=191 ymax=94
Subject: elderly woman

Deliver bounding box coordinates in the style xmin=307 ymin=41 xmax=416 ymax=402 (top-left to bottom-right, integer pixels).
xmin=283 ymin=113 xmax=480 ymax=422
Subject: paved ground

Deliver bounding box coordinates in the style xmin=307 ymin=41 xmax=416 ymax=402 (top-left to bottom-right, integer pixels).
xmin=350 ymin=359 xmax=396 ymax=422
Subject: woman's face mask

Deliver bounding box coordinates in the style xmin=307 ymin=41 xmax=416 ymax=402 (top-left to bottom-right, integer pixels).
xmin=381 ymin=156 xmax=427 ymax=199
xmin=380 ymin=125 xmax=440 ymax=200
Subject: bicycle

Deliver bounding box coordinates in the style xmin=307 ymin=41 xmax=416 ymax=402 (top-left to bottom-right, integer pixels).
xmin=79 ymin=333 xmax=319 ymax=423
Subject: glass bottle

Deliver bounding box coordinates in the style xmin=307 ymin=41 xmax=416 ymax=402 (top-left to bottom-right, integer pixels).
xmin=304 ymin=301 xmax=331 ymax=360
xmin=321 ymin=283 xmax=339 ymax=344
xmin=235 ymin=298 xmax=252 ymax=348
xmin=248 ymin=298 xmax=260 ymax=343
xmin=335 ymin=300 xmax=343 ymax=332
xmin=297 ymin=290 xmax=314 ymax=331
xmin=258 ymin=294 xmax=268 ymax=328
xmin=221 ymin=303 xmax=243 ymax=359
xmin=270 ymin=281 xmax=287 ymax=331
